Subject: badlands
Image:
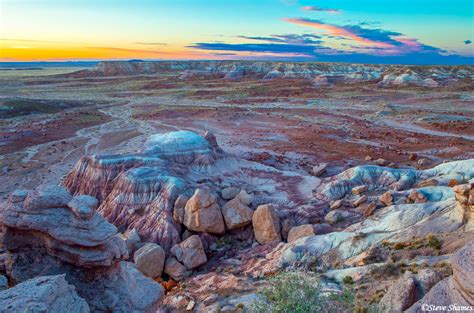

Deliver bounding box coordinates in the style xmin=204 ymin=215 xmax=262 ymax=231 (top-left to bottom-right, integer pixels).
xmin=0 ymin=61 xmax=473 ymax=312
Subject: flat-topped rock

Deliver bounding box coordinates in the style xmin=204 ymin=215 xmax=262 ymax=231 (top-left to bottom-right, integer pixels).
xmin=2 ymin=187 xmax=118 ymax=248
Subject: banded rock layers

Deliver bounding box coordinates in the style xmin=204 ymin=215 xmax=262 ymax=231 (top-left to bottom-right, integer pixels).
xmin=0 ymin=185 xmax=164 ymax=312
xmin=63 ymin=130 xmax=320 ymax=252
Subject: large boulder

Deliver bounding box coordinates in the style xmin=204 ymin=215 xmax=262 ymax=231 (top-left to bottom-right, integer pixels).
xmin=252 ymin=204 xmax=281 ymax=244
xmin=287 ymin=224 xmax=315 ymax=243
xmin=134 ymin=243 xmax=166 ymax=278
xmin=379 ymin=272 xmax=417 ymax=312
xmin=183 ymin=189 xmax=225 ymax=234
xmin=221 ymin=198 xmax=254 ymax=230
xmin=0 ymin=275 xmax=89 ymax=313
xmin=221 ymin=187 xmax=241 ymax=200
xmin=171 ymin=235 xmax=207 ymax=270
xmin=164 ymin=257 xmax=190 ymax=281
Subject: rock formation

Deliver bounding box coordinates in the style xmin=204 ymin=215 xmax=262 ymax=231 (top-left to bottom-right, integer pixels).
xmin=0 ymin=275 xmax=89 ymax=313
xmin=407 ymin=239 xmax=474 ymax=311
xmin=252 ymin=204 xmax=281 ymax=244
xmin=283 ymin=159 xmax=474 ymax=266
xmin=66 ymin=61 xmax=474 ymax=88
xmin=63 ymin=130 xmax=320 ymax=251
xmin=0 ymin=185 xmax=164 ymax=312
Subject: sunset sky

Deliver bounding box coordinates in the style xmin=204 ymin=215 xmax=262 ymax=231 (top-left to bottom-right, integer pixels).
xmin=1 ymin=0 xmax=473 ymax=64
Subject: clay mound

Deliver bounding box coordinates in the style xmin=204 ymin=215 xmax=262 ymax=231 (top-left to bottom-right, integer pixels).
xmin=64 ymin=130 xmax=320 ymax=251
xmin=283 ymin=159 xmax=474 ymax=267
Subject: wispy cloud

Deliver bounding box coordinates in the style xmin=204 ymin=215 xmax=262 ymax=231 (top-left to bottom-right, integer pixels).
xmin=283 ymin=18 xmax=396 ymax=48
xmin=238 ymin=34 xmax=322 ymax=45
xmin=301 ymin=6 xmax=340 ymax=14
xmin=190 ymin=20 xmax=473 ymax=64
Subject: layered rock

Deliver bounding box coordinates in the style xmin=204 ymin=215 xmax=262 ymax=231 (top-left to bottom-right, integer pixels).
xmin=63 ymin=130 xmax=321 ymax=251
xmin=407 ymin=240 xmax=474 ymax=311
xmin=66 ymin=61 xmax=474 ymax=88
xmin=0 ymin=186 xmax=164 ymax=312
xmin=0 ymin=275 xmax=89 ymax=313
xmin=283 ymin=159 xmax=474 ymax=267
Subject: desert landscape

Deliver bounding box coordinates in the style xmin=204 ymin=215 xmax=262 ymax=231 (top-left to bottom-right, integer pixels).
xmin=0 ymin=60 xmax=473 ymax=312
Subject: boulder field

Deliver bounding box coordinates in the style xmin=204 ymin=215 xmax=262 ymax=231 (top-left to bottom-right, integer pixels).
xmin=0 ymin=130 xmax=473 ymax=311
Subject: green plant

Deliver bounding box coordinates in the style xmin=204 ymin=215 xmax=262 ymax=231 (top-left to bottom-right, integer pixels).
xmin=427 ymin=234 xmax=442 ymax=250
xmin=251 ymin=271 xmax=354 ymax=313
xmin=343 ymin=276 xmax=354 ymax=285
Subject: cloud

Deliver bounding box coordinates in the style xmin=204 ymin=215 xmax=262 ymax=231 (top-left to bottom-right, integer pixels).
xmin=190 ymin=24 xmax=473 ymax=65
xmin=283 ymin=18 xmax=396 ymax=48
xmin=190 ymin=42 xmax=321 ymax=55
xmin=301 ymin=6 xmax=340 ymax=14
xmin=464 ymin=40 xmax=472 ymax=45
xmin=239 ymin=34 xmax=322 ymax=45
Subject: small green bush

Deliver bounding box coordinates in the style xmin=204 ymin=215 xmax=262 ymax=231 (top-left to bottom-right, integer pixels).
xmin=343 ymin=276 xmax=354 ymax=285
xmin=251 ymin=271 xmax=354 ymax=313
xmin=427 ymin=234 xmax=442 ymax=250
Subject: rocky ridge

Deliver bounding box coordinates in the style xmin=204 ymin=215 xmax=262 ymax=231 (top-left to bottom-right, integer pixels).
xmin=66 ymin=61 xmax=474 ymax=87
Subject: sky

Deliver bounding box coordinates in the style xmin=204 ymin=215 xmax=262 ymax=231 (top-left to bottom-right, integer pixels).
xmin=1 ymin=0 xmax=473 ymax=64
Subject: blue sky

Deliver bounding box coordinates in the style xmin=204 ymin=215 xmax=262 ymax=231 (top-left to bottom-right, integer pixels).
xmin=1 ymin=0 xmax=473 ymax=64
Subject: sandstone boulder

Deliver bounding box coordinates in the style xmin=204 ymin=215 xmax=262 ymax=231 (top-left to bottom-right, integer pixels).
xmin=134 ymin=243 xmax=166 ymax=278
xmin=0 ymin=275 xmax=89 ymax=313
xmin=221 ymin=187 xmax=241 ymax=200
xmin=235 ymin=190 xmax=253 ymax=206
xmin=221 ymin=198 xmax=254 ymax=230
xmin=173 ymin=195 xmax=189 ymax=224
xmin=353 ymin=195 xmax=368 ymax=207
xmin=379 ymin=272 xmax=417 ymax=312
xmin=164 ymin=257 xmax=190 ymax=281
xmin=287 ymin=224 xmax=315 ymax=243
xmin=252 ymin=204 xmax=281 ymax=244
xmin=183 ymin=189 xmax=225 ymax=234
xmin=360 ymin=202 xmax=377 ymax=217
xmin=352 ymin=185 xmax=368 ymax=195
xmin=379 ymin=191 xmax=393 ymax=206
xmin=171 ymin=235 xmax=207 ymax=270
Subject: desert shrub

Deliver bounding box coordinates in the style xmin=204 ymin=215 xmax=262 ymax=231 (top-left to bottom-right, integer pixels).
xmin=426 ymin=234 xmax=442 ymax=250
xmin=343 ymin=276 xmax=354 ymax=285
xmin=251 ymin=271 xmax=354 ymax=313
xmin=393 ymin=242 xmax=405 ymax=250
